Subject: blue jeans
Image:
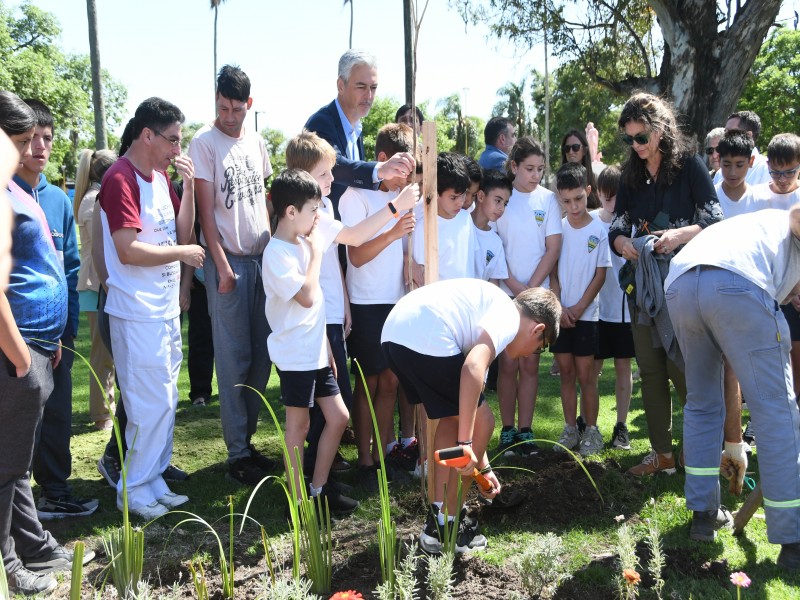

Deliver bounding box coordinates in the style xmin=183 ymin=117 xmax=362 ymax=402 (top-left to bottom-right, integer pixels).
xmin=204 ymin=252 xmax=272 ymax=461
xmin=667 ymin=266 xmax=800 ymax=544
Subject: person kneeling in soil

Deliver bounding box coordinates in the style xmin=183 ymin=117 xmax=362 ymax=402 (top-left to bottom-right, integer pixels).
xmin=665 ymin=203 xmax=800 ymax=567
xmin=381 ymin=279 xmax=560 ymax=553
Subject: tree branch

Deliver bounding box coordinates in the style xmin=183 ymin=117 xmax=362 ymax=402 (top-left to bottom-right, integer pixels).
xmin=597 ymin=0 xmax=652 ymax=79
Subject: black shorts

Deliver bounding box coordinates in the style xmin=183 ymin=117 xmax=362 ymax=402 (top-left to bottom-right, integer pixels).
xmin=277 ymin=367 xmax=339 ymax=408
xmin=550 ymin=320 xmax=599 ymax=357
xmin=348 ymin=303 xmax=393 ymax=375
xmin=781 ymin=304 xmax=800 ymax=342
xmin=381 ymin=341 xmax=486 ymax=420
xmin=596 ymin=320 xmax=635 ymax=359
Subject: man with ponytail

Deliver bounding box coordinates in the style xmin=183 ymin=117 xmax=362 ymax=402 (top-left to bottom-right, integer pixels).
xmin=98 ymin=97 xmax=204 ymax=519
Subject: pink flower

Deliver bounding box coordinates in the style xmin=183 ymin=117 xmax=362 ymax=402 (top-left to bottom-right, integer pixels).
xmin=730 ymin=572 xmax=751 ymax=588
xmin=330 ymin=592 xmax=364 ymax=600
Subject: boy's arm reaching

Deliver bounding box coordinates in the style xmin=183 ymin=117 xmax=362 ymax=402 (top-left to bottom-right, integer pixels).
xmin=457 ymin=331 xmax=496 ymax=465
xmin=347 ymin=211 xmax=415 ymax=268
xmin=335 ymin=184 xmax=419 ymax=247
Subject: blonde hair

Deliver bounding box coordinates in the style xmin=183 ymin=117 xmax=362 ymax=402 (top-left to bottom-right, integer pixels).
xmin=285 ymin=129 xmax=337 ymax=173
xmin=73 ymin=148 xmax=117 ymax=220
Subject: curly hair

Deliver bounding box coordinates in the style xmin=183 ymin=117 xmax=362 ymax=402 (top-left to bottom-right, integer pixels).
xmin=618 ymin=93 xmax=692 ymax=190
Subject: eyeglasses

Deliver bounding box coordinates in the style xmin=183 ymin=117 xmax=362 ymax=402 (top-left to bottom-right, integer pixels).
xmin=155 ymin=130 xmax=181 ymax=147
xmin=769 ymin=165 xmax=800 ymax=181
xmin=621 ymin=132 xmax=650 ymax=146
xmin=705 ymin=147 xmax=719 ymax=156
xmin=533 ymin=331 xmax=548 ymax=354
xmin=564 ymin=144 xmax=584 ymax=153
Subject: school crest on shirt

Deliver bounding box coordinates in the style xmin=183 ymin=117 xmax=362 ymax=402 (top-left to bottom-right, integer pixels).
xmin=485 ymin=249 xmax=495 ymax=266
xmin=588 ymin=235 xmax=599 ymax=252
xmin=534 ymin=210 xmax=545 ymax=226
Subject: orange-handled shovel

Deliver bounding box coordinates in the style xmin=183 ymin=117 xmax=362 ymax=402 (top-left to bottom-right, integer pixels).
xmin=435 ymin=446 xmax=494 ymax=493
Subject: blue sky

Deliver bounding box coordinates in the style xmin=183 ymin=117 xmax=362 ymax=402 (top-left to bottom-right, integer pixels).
xmin=29 ymin=0 xmax=541 ymax=136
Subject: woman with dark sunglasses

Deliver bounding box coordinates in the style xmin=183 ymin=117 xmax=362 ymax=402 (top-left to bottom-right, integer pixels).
xmin=703 ymin=127 xmax=725 ymax=176
xmin=608 ymin=92 xmax=723 ymax=478
xmin=560 ymin=128 xmax=600 ymax=209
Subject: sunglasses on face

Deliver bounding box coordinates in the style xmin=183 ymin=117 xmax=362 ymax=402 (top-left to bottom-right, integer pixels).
xmin=705 ymin=147 xmax=719 ymax=156
xmin=564 ymin=144 xmax=584 ymax=153
xmin=621 ymin=132 xmax=650 ymax=146
xmin=769 ymin=165 xmax=800 ymax=181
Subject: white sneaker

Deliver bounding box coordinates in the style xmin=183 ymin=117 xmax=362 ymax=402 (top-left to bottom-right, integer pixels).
xmin=118 ymin=500 xmax=169 ymax=520
xmin=157 ymin=492 xmax=189 ymax=509
xmin=553 ymin=424 xmax=580 ymax=453
xmin=579 ymin=426 xmax=604 ymax=456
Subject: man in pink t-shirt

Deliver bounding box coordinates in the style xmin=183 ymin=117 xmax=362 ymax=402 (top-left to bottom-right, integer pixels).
xmin=99 ymin=97 xmax=204 ymax=520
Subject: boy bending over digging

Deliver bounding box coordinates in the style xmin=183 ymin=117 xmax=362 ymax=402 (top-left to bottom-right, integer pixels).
xmin=381 ymin=279 xmax=561 ymax=553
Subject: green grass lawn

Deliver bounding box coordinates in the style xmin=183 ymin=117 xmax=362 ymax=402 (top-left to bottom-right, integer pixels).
xmin=39 ymin=312 xmax=800 ymax=599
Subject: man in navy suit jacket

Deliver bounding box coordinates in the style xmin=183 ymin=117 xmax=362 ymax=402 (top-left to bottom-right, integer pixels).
xmin=305 ymin=49 xmax=414 ymax=215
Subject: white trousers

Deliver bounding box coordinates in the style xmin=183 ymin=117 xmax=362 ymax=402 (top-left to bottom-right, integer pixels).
xmin=110 ymin=316 xmax=181 ymax=510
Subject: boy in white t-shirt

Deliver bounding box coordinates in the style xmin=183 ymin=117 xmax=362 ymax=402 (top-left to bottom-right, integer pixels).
xmin=381 ymin=279 xmax=561 ymax=554
xmin=715 ymin=130 xmax=763 ymax=219
xmin=471 ymin=170 xmax=510 ymax=283
xmin=285 ymin=130 xmax=354 ymax=477
xmin=262 ymin=169 xmax=418 ymax=515
xmin=339 ymin=123 xmax=417 ymax=491
xmin=549 ymin=163 xmax=611 ymax=457
xmin=412 ymin=152 xmax=480 ymax=285
xmin=591 ymin=166 xmax=634 ymax=450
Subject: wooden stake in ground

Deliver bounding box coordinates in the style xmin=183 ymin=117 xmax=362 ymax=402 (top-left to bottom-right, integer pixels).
xmin=733 ymin=482 xmax=763 ymax=535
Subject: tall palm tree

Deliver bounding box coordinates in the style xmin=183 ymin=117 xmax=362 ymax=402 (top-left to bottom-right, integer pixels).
xmin=86 ymin=0 xmax=107 ymax=149
xmin=494 ymin=79 xmax=532 ymax=137
xmin=343 ymin=0 xmax=353 ymax=48
xmin=210 ymin=0 xmax=228 ymax=87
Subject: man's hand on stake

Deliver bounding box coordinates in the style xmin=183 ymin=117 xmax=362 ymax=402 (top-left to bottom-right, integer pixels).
xmin=720 ymin=441 xmax=748 ymax=496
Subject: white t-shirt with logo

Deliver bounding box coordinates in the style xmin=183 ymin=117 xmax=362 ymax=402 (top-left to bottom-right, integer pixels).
xmin=189 ymin=124 xmax=272 ymax=255
xmin=496 ymin=186 xmax=561 ymax=293
xmin=339 ymin=187 xmax=404 ymax=305
xmin=751 ymin=183 xmax=800 ymax=212
xmin=413 ymin=209 xmax=479 ymax=281
xmin=381 ymin=278 xmax=520 ymax=358
xmin=557 ymin=216 xmax=611 ymax=322
xmin=665 ymin=209 xmax=800 ymax=305
xmin=714 ymin=182 xmax=766 ymax=218
xmin=473 ymin=224 xmax=508 ymax=282
xmin=262 ymin=216 xmax=343 ymax=371
xmin=590 ymin=210 xmax=629 ymax=323
xmin=318 ymin=198 xmax=345 ymax=324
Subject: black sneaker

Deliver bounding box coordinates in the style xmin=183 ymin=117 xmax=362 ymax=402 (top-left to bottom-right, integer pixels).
xmin=778 ymin=542 xmax=800 ymax=570
xmin=460 ymin=506 xmax=479 ymax=531
xmin=385 ymin=443 xmax=417 ymax=473
xmin=455 ymin=514 xmax=487 ymax=553
xmin=689 ymin=507 xmax=733 ymax=542
xmin=316 ymin=482 xmax=359 ymax=516
xmin=248 ymin=444 xmax=278 ymax=472
xmin=226 ymin=456 xmax=268 ymax=486
xmin=97 ymin=451 xmax=121 ymax=488
xmin=611 ymin=422 xmax=631 ymax=450
xmin=576 ymin=416 xmax=587 ymax=436
xmin=514 ymin=429 xmax=540 ymax=456
xmin=8 ymin=567 xmax=57 ymax=595
xmin=36 ymin=496 xmax=99 ymax=520
xmin=163 ymin=464 xmax=189 ymax=481
xmin=497 ymin=427 xmax=518 ymax=457
xmin=331 ymin=451 xmax=352 ymax=472
xmin=304 ymin=473 xmax=353 ymax=496
xmin=743 ymin=420 xmax=756 ymax=447
xmin=420 ymin=505 xmax=445 ymax=554
xmin=356 ymin=464 xmax=379 ymax=494
xmin=25 ymin=544 xmax=96 ymax=573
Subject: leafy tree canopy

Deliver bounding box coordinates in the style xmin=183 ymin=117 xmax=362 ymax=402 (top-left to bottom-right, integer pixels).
xmin=0 ymin=0 xmax=127 ymax=183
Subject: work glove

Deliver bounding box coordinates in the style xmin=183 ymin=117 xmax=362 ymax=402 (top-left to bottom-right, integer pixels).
xmin=720 ymin=441 xmax=748 ymax=496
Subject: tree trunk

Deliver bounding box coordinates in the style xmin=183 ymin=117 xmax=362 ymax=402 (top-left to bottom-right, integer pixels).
xmin=403 ymin=0 xmax=413 ymax=104
xmin=648 ymin=0 xmax=782 ymax=138
xmin=86 ymin=0 xmax=107 ymax=150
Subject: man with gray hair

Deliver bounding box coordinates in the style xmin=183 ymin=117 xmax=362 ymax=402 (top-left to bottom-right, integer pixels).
xmin=305 ymin=49 xmax=415 ymax=212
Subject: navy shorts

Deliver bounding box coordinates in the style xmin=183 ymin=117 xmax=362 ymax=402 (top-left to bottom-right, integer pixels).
xmin=348 ymin=303 xmax=393 ymax=375
xmin=277 ymin=367 xmax=339 ymax=408
xmin=550 ymin=320 xmax=599 ymax=357
xmin=781 ymin=304 xmax=800 ymax=342
xmin=596 ymin=320 xmax=635 ymax=359
xmin=381 ymin=341 xmax=486 ymax=420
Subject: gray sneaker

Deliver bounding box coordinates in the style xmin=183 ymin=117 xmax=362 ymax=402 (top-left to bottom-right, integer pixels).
xmin=8 ymin=567 xmax=57 ymax=596
xmin=25 ymin=544 xmax=96 ymax=573
xmin=553 ymin=424 xmax=580 ymax=453
xmin=579 ymin=426 xmax=604 ymax=456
